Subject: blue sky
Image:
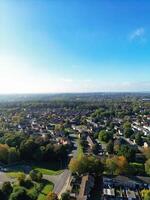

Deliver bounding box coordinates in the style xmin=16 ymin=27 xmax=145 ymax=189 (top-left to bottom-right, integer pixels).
xmin=1 ymin=0 xmax=150 ymax=93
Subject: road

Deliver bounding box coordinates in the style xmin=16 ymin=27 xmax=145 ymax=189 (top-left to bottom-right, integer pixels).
xmin=0 ymin=172 xmax=14 ymax=186
xmin=43 ymin=169 xmax=71 ymax=192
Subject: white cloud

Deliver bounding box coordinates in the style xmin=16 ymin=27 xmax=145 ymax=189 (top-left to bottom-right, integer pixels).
xmin=129 ymin=27 xmax=145 ymax=41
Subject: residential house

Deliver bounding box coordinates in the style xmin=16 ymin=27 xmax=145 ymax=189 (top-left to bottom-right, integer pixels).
xmin=77 ymin=174 xmax=94 ymax=200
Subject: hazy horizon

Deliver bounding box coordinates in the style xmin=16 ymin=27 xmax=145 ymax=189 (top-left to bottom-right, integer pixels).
xmin=1 ymin=0 xmax=150 ymax=94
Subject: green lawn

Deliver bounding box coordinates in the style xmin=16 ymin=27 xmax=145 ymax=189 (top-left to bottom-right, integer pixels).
xmin=6 ymin=166 xmax=63 ymax=177
xmin=6 ymin=171 xmax=24 ymax=178
xmin=32 ymin=166 xmax=63 ymax=175
xmin=5 ymin=162 xmax=63 ymax=177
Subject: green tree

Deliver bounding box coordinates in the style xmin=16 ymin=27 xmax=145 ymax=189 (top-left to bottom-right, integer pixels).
xmin=20 ymin=139 xmax=37 ymax=160
xmin=61 ymin=192 xmax=70 ymax=200
xmin=69 ymin=155 xmax=103 ymax=175
xmin=106 ymin=157 xmax=117 ymax=175
xmin=117 ymin=145 xmax=136 ymax=162
xmin=33 ymin=146 xmax=45 ymax=161
xmin=8 ymin=147 xmax=20 ymax=164
xmin=2 ymin=181 xmax=13 ymax=196
xmin=17 ymin=172 xmax=26 ymax=186
xmin=135 ymin=133 xmax=143 ymax=146
xmin=124 ymin=128 xmax=134 ymax=138
xmin=98 ymin=130 xmax=113 ymax=143
xmin=106 ymin=140 xmax=114 ymax=154
xmin=123 ymin=121 xmax=134 ymax=138
xmin=9 ymin=186 xmax=30 ymax=200
xmin=106 ymin=156 xmax=128 ymax=175
xmin=0 ymin=144 xmax=9 ymax=164
xmin=29 ymin=170 xmax=43 ymax=182
xmin=141 ymin=190 xmax=150 ymax=200
xmin=123 ymin=121 xmax=131 ymax=129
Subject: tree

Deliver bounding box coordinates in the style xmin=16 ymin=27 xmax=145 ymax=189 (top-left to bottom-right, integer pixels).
xmin=69 ymin=155 xmax=103 ymax=175
xmin=106 ymin=140 xmax=114 ymax=154
xmin=20 ymin=139 xmax=37 ymax=160
xmin=145 ymin=159 xmax=150 ymax=176
xmin=68 ymin=158 xmax=81 ymax=174
xmin=61 ymin=192 xmax=70 ymax=200
xmin=44 ymin=143 xmax=54 ymax=160
xmin=123 ymin=121 xmax=131 ymax=129
xmin=141 ymin=189 xmax=150 ymax=200
xmin=88 ymin=156 xmax=104 ymax=175
xmin=17 ymin=173 xmax=26 ymax=186
xmin=117 ymin=156 xmax=128 ymax=174
xmin=29 ymin=170 xmax=43 ymax=182
xmin=8 ymin=147 xmax=20 ymax=164
xmin=9 ymin=186 xmax=30 ymax=200
xmin=5 ymin=133 xmax=25 ymax=148
xmin=2 ymin=181 xmax=13 ymax=195
xmin=46 ymin=192 xmax=58 ymax=200
xmin=0 ymin=144 xmax=9 ymax=164
xmin=135 ymin=133 xmax=143 ymax=146
xmin=28 ymin=188 xmax=38 ymax=200
xmin=117 ymin=145 xmax=136 ymax=162
xmin=33 ymin=146 xmax=45 ymax=161
xmin=106 ymin=157 xmax=117 ymax=175
xmin=123 ymin=121 xmax=134 ymax=138
xmin=124 ymin=128 xmax=134 ymax=138
xmin=106 ymin=156 xmax=128 ymax=175
xmin=98 ymin=130 xmax=113 ymax=143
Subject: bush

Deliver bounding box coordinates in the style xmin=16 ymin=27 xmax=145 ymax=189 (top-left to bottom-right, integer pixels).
xmin=61 ymin=192 xmax=70 ymax=200
xmin=9 ymin=186 xmax=30 ymax=200
xmin=29 ymin=170 xmax=43 ymax=182
xmin=28 ymin=187 xmax=38 ymax=200
xmin=21 ymin=179 xmax=34 ymax=189
xmin=2 ymin=181 xmax=13 ymax=195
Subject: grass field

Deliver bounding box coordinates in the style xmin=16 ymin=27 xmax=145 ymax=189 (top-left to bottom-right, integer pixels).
xmin=32 ymin=166 xmax=63 ymax=175
xmin=6 ymin=162 xmax=64 ymax=177
xmin=6 ymin=171 xmax=24 ymax=178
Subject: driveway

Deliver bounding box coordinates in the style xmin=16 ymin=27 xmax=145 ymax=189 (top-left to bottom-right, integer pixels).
xmin=0 ymin=172 xmax=14 ymax=186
